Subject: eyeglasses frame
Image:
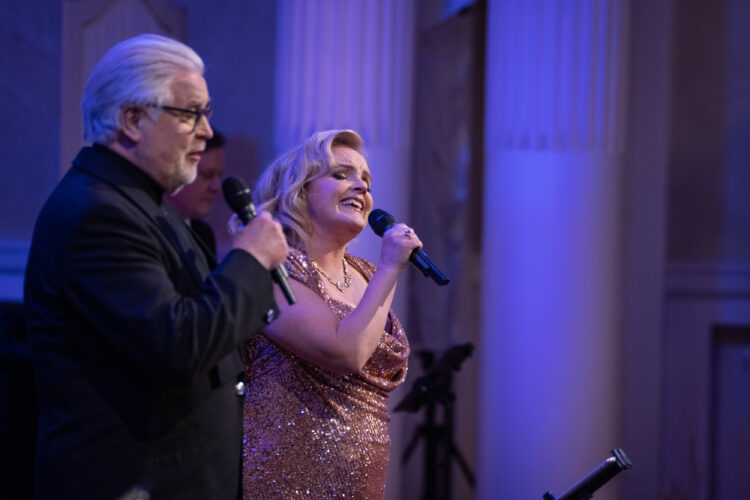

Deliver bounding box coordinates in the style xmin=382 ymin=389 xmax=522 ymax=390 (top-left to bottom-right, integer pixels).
xmin=145 ymin=103 xmax=213 ymax=132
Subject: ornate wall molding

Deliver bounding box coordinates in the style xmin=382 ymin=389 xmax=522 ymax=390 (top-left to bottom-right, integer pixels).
xmin=60 ymin=0 xmax=186 ymax=175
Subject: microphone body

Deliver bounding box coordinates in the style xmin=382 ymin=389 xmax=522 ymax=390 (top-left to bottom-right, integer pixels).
xmin=368 ymin=209 xmax=449 ymax=286
xmin=543 ymin=449 xmax=633 ymax=500
xmin=222 ymin=177 xmax=296 ymax=305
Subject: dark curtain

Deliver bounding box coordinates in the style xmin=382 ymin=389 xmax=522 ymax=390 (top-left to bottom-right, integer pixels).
xmin=400 ymin=3 xmax=485 ymax=499
xmin=0 ymin=302 xmax=36 ymax=500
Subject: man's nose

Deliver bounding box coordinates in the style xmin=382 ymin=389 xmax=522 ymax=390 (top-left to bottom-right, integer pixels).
xmin=195 ymin=115 xmax=213 ymax=139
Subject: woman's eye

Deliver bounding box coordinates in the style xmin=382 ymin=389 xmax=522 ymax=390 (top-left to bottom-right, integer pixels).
xmin=332 ymin=172 xmax=346 ymax=179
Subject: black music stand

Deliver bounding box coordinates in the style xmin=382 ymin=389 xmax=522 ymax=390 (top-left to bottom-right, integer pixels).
xmin=396 ymin=343 xmax=475 ymax=500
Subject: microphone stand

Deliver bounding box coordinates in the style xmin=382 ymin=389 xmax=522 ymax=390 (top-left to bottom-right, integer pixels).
xmin=396 ymin=344 xmax=475 ymax=500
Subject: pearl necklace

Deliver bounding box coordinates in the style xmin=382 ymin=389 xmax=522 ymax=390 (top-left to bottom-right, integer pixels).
xmin=311 ymin=258 xmax=352 ymax=292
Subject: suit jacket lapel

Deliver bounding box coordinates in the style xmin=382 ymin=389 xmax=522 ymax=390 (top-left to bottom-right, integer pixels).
xmin=184 ymin=222 xmax=218 ymax=269
xmin=158 ymin=201 xmax=214 ymax=276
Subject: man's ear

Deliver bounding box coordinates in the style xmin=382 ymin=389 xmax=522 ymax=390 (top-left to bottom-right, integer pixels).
xmin=119 ymin=105 xmax=144 ymax=144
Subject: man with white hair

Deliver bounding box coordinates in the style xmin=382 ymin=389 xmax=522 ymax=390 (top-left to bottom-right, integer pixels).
xmin=24 ymin=34 xmax=288 ymax=500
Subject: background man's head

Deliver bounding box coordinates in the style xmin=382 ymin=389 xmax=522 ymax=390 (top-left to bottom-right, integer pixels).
xmin=167 ymin=130 xmax=226 ymax=220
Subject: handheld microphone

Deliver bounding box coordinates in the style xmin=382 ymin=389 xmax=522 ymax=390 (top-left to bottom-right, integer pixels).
xmin=368 ymin=209 xmax=449 ymax=286
xmin=222 ymin=177 xmax=296 ymax=305
xmin=543 ymin=448 xmax=633 ymax=500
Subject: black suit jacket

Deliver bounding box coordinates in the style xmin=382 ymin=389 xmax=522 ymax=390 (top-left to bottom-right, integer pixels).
xmin=190 ymin=218 xmax=217 ymax=257
xmin=24 ymin=145 xmax=278 ymax=500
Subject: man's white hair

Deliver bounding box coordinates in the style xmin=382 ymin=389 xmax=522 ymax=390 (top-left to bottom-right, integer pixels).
xmin=81 ymin=34 xmax=204 ymax=144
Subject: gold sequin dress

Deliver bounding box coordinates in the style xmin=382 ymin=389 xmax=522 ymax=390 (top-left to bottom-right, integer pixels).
xmin=242 ymin=250 xmax=410 ymax=499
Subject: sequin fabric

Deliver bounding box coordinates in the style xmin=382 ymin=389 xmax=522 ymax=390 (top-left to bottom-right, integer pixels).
xmin=242 ymin=249 xmax=409 ymax=499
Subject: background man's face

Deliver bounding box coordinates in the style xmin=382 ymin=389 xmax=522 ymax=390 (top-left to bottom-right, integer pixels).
xmin=167 ymin=146 xmax=225 ymax=220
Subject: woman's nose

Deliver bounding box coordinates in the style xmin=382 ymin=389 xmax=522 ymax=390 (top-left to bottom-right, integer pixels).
xmin=351 ymin=178 xmax=367 ymax=192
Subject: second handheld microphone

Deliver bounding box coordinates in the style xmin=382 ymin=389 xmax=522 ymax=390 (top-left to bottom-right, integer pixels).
xmin=222 ymin=176 xmax=296 ymax=305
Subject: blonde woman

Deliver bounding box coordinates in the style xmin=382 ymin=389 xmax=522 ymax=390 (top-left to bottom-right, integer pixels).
xmin=242 ymin=129 xmax=421 ymax=498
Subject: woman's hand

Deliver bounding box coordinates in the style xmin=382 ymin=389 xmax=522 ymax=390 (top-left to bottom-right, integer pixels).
xmin=378 ymin=223 xmax=423 ymax=274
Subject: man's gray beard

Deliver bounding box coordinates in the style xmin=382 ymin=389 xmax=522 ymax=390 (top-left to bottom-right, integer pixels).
xmin=167 ymin=165 xmax=198 ymax=195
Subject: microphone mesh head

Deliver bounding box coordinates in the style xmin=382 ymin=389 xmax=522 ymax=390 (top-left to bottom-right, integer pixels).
xmin=222 ymin=176 xmax=254 ymax=214
xmin=368 ymin=209 xmax=396 ymax=236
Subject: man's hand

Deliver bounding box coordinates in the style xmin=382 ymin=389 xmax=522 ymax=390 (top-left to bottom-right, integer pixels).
xmin=231 ymin=211 xmax=288 ymax=270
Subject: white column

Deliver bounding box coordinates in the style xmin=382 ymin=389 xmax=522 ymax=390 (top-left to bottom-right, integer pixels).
xmin=274 ymin=0 xmax=416 ymax=264
xmin=274 ymin=2 xmax=416 ymax=498
xmin=478 ymin=1 xmax=630 ymax=499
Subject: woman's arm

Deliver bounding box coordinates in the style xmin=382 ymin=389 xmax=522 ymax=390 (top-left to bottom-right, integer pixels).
xmin=262 ymin=224 xmax=420 ymax=374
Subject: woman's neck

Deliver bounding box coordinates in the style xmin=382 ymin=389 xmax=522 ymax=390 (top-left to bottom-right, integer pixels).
xmin=306 ymin=239 xmax=348 ymax=270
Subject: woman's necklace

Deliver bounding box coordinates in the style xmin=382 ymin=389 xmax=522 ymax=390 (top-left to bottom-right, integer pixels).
xmin=311 ymin=258 xmax=352 ymax=292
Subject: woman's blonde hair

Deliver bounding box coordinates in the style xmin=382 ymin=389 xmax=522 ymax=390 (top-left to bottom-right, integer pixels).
xmin=254 ymin=129 xmax=364 ymax=251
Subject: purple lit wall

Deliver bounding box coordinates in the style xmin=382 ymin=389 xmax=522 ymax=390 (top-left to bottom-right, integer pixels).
xmin=0 ymin=2 xmax=61 ymax=299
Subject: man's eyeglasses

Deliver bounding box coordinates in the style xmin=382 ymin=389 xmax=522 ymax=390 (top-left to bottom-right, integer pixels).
xmin=146 ymin=103 xmax=213 ymax=132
